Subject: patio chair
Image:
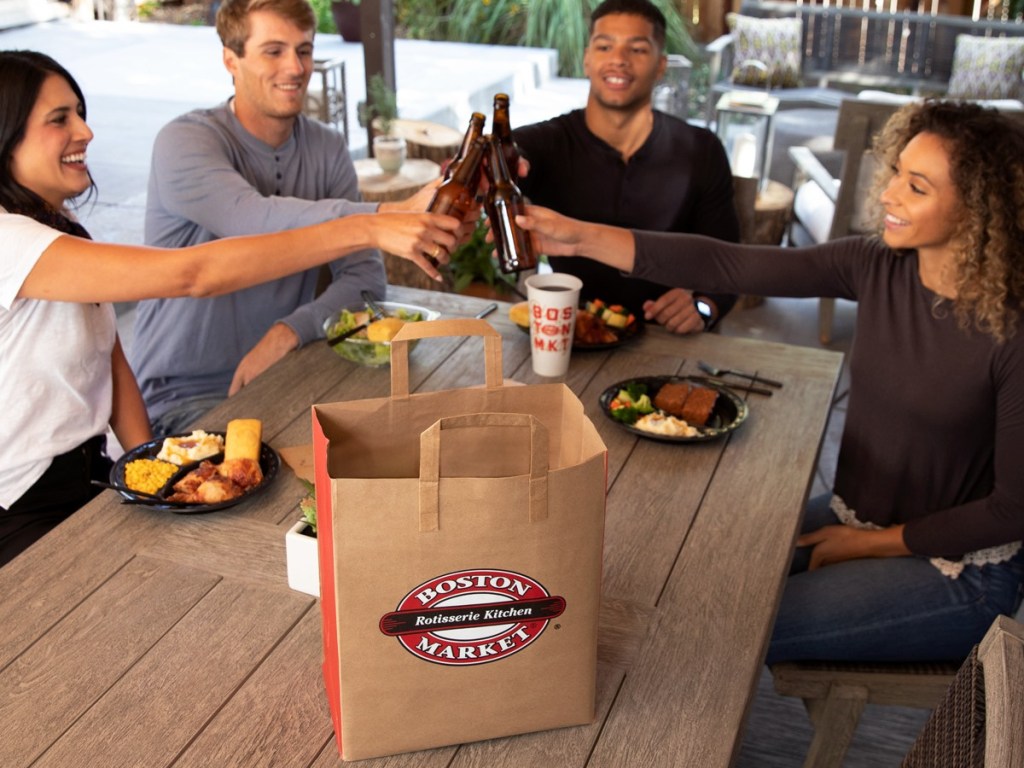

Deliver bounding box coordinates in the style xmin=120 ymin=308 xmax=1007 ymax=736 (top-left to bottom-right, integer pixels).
xmin=786 ymin=98 xmax=901 ymax=343
xmin=902 ymin=614 xmax=1024 ymax=767
xmin=771 ymin=614 xmax=1024 ymax=768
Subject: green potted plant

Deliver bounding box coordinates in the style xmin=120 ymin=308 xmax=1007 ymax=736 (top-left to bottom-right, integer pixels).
xmin=358 ymin=73 xmax=405 ymax=173
xmin=285 ymin=479 xmax=319 ymax=596
xmin=329 ymin=0 xmax=361 ymax=42
xmin=447 ymin=214 xmax=520 ymax=297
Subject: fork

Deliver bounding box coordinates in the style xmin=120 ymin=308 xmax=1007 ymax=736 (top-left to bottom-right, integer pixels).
xmin=697 ymin=360 xmax=783 ymax=388
xmin=361 ymin=290 xmax=388 ymax=321
xmin=326 ymin=292 xmax=388 ymax=347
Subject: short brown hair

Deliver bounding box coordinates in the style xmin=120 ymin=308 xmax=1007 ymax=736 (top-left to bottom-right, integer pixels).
xmin=216 ymin=0 xmax=317 ymax=56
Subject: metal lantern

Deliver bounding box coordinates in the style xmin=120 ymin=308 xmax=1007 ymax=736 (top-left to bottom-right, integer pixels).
xmin=715 ymin=91 xmax=780 ymax=189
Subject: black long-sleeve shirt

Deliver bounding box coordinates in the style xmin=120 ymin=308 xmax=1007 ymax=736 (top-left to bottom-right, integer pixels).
xmin=632 ymin=231 xmax=1024 ymax=560
xmin=514 ymin=109 xmax=740 ymax=322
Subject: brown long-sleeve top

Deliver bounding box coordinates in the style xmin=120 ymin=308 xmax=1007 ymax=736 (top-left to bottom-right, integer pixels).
xmin=631 ymin=232 xmax=1024 ymax=560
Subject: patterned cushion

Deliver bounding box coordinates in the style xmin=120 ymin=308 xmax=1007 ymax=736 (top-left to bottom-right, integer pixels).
xmin=727 ymin=13 xmax=802 ymax=89
xmin=947 ymin=35 xmax=1024 ymax=100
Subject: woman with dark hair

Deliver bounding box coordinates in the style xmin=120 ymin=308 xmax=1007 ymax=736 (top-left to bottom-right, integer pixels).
xmin=0 ymin=50 xmax=460 ymax=566
xmin=517 ymin=99 xmax=1024 ymax=662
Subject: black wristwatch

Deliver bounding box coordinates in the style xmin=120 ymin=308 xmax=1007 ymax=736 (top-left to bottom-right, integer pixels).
xmin=695 ymin=297 xmax=715 ymax=331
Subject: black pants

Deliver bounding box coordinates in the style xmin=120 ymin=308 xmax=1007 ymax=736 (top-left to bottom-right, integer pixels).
xmin=0 ymin=435 xmax=113 ymax=567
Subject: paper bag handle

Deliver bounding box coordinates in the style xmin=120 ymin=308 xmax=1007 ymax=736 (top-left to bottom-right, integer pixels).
xmin=419 ymin=412 xmax=549 ymax=532
xmin=390 ymin=318 xmax=503 ymax=400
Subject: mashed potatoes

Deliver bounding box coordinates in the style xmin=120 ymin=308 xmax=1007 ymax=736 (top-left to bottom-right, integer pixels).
xmin=635 ymin=412 xmax=698 ymax=437
xmin=156 ymin=430 xmax=225 ymax=466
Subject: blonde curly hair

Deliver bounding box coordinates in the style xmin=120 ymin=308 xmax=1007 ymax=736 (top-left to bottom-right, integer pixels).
xmin=869 ymin=100 xmax=1024 ymax=342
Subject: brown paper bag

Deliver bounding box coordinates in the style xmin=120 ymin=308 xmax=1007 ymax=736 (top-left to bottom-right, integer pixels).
xmin=313 ymin=319 xmax=607 ymax=761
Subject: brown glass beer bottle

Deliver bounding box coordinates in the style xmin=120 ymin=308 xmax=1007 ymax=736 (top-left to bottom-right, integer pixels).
xmin=491 ymin=93 xmax=520 ymax=184
xmin=444 ymin=112 xmax=486 ymax=181
xmin=485 ymin=134 xmax=536 ymax=274
xmin=428 ymin=135 xmax=485 ymax=220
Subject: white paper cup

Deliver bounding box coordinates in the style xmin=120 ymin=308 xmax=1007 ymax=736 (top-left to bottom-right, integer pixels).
xmin=525 ymin=273 xmax=583 ymax=378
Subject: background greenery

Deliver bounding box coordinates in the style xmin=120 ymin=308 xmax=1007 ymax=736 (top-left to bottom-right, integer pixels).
xmin=310 ymin=0 xmax=708 ymax=114
xmin=402 ymin=0 xmax=702 ymax=79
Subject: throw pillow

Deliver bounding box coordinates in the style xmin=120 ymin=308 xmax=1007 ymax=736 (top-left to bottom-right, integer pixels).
xmin=947 ymin=35 xmax=1024 ymax=100
xmin=727 ymin=13 xmax=802 ymax=89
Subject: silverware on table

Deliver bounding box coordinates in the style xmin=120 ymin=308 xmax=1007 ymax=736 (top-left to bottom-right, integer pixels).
xmin=324 ymin=291 xmax=388 ymax=346
xmin=325 ymin=322 xmax=370 ymax=346
xmin=702 ymin=376 xmax=773 ymax=397
xmin=360 ymin=290 xmax=388 ymax=320
xmin=698 ymin=360 xmax=783 ymax=389
xmin=89 ymin=480 xmax=195 ymax=507
xmin=474 ymin=302 xmax=499 ymax=319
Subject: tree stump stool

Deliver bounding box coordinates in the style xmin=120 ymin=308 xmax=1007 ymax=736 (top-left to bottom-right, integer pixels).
xmin=354 ymin=157 xmax=443 ymax=292
xmin=372 ymin=119 xmax=462 ymax=167
xmin=736 ymin=179 xmax=794 ymax=309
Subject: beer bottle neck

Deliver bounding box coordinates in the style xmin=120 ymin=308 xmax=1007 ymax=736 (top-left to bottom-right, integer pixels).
xmin=488 ymin=136 xmax=513 ymax=184
xmin=451 ymin=137 xmax=486 ymax=185
xmin=458 ymin=114 xmax=485 ymax=159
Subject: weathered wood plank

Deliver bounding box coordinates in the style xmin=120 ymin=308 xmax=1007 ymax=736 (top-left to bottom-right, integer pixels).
xmin=197 ymin=341 xmax=358 ymax=440
xmin=426 ymin=597 xmax=651 ymax=768
xmin=172 ymin=609 xmax=340 ymax=768
xmin=0 ymin=496 xmax=164 ymax=669
xmin=0 ymin=556 xmax=218 ymax=767
xmin=34 ymin=580 xmax=312 ymax=768
xmin=587 ymin=345 xmax=841 ymax=768
xmin=141 ymin=515 xmax=293 ymax=587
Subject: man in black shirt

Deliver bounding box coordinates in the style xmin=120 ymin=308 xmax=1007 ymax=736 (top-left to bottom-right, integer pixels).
xmin=515 ymin=0 xmax=740 ymax=333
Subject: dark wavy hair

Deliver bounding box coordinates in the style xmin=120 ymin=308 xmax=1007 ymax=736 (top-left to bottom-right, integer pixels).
xmin=871 ymin=100 xmax=1024 ymax=342
xmin=0 ymin=50 xmax=94 ymax=217
xmin=591 ymin=0 xmax=667 ymax=51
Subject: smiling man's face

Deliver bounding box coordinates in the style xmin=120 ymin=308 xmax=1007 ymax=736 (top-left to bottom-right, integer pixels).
xmin=224 ymin=9 xmax=314 ymax=123
xmin=583 ymin=12 xmax=667 ymax=113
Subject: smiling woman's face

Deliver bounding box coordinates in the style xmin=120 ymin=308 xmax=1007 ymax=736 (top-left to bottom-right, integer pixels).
xmin=9 ymin=73 xmax=93 ymax=210
xmin=879 ymin=131 xmax=961 ymax=258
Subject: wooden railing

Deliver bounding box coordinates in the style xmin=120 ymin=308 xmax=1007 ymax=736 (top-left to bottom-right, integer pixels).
xmin=707 ymin=0 xmax=1024 ymax=97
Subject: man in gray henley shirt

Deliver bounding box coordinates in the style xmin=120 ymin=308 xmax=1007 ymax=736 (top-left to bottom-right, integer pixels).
xmin=129 ymin=0 xmax=433 ymax=435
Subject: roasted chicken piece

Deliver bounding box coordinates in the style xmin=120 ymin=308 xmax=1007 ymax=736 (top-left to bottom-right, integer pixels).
xmin=218 ymin=457 xmax=263 ymax=487
xmin=168 ymin=460 xmax=218 ymax=498
xmin=575 ymin=310 xmax=618 ymax=345
xmin=192 ymin=475 xmax=240 ymax=504
xmin=167 ymin=457 xmax=263 ymax=504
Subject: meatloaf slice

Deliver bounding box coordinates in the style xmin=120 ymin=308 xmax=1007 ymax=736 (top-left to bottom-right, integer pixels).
xmin=654 ymin=381 xmax=691 ymax=416
xmin=680 ymin=386 xmax=719 ymax=427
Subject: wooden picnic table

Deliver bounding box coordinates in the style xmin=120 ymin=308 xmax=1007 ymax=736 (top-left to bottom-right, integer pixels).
xmin=0 ymin=285 xmax=842 ymax=767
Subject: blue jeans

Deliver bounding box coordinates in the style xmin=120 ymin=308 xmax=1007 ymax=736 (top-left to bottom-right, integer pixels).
xmin=766 ymin=494 xmax=1024 ymax=664
xmin=149 ymin=395 xmax=226 ymax=439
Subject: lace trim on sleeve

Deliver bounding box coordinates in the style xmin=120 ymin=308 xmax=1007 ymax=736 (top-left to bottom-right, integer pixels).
xmin=829 ymin=495 xmax=1022 ymax=579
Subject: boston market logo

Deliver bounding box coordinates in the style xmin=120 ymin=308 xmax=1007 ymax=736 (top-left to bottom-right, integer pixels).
xmin=379 ymin=568 xmax=565 ymax=667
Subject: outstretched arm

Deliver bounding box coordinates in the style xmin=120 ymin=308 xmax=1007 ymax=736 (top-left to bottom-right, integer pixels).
xmin=18 ymin=211 xmax=460 ymax=304
xmin=515 ymin=206 xmax=635 ymax=272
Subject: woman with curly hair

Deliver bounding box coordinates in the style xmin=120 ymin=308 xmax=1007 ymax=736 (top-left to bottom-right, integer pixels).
xmin=517 ymin=99 xmax=1024 ymax=662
